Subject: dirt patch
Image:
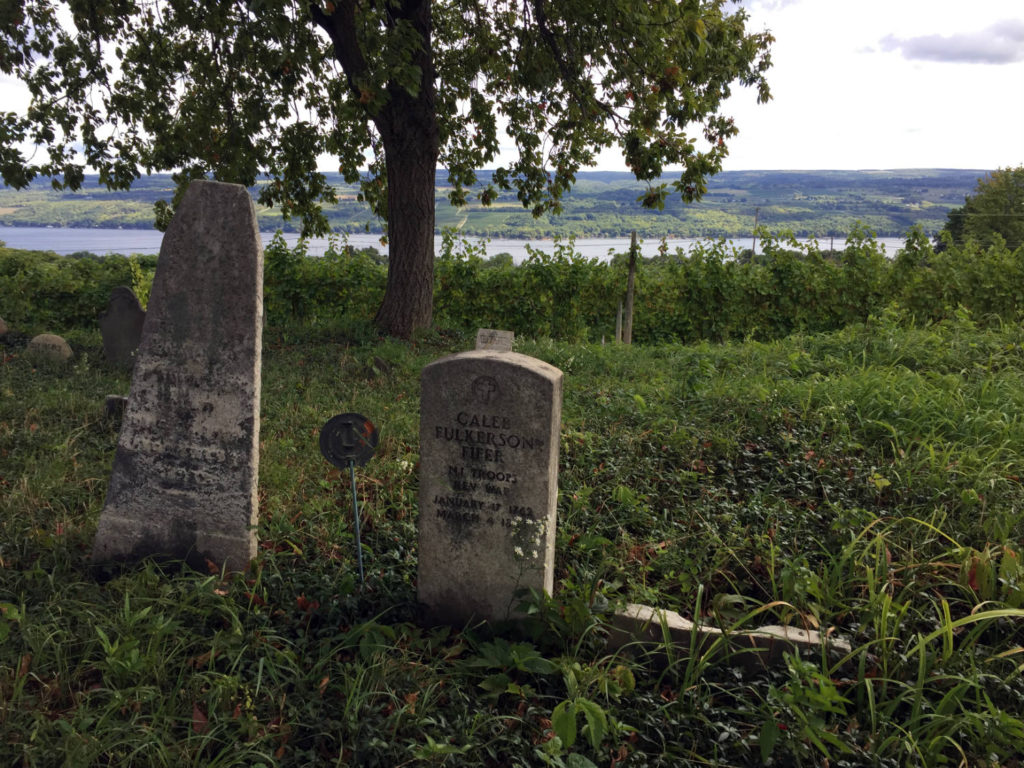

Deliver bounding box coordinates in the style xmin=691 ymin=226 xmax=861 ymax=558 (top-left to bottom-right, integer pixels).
xmin=0 ymin=207 xmax=19 ymax=215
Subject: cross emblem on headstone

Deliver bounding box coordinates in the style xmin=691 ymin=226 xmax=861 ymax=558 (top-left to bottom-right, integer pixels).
xmin=472 ymin=376 xmax=499 ymax=404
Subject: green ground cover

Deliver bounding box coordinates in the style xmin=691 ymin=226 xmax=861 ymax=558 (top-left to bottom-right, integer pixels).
xmin=2 ymin=304 xmax=1023 ymax=766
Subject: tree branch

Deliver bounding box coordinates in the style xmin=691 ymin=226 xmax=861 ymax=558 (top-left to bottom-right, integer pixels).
xmin=309 ymin=0 xmax=367 ymax=100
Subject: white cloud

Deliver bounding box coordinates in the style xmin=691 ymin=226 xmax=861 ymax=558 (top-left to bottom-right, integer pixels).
xmin=731 ymin=0 xmax=801 ymax=10
xmin=881 ymin=19 xmax=1024 ymax=64
xmin=707 ymin=0 xmax=1024 ymax=171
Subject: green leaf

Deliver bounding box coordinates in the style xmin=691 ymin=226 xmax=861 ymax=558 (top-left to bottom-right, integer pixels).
xmin=413 ymin=735 xmax=471 ymax=757
xmin=551 ymin=700 xmax=577 ymax=749
xmin=566 ymin=754 xmax=599 ymax=768
xmin=478 ymin=672 xmax=511 ymax=695
xmin=577 ymin=534 xmax=613 ymax=552
xmin=520 ymin=654 xmax=559 ymax=675
xmin=576 ymin=697 xmax=608 ymax=751
xmin=609 ymin=664 xmax=636 ymax=695
xmin=759 ymin=719 xmax=780 ymax=763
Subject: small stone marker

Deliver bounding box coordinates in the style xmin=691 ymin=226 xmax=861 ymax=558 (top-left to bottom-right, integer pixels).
xmin=99 ymin=286 xmax=146 ymax=368
xmin=418 ymin=350 xmax=562 ymax=624
xmin=475 ymin=328 xmax=514 ymax=353
xmin=27 ymin=333 xmax=72 ymax=362
xmin=92 ymin=180 xmax=264 ymax=571
xmin=607 ymin=603 xmax=851 ymax=671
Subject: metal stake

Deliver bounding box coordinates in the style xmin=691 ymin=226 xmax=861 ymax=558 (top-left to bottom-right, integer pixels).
xmin=348 ymin=459 xmax=365 ymax=585
xmin=319 ymin=412 xmax=377 ymax=586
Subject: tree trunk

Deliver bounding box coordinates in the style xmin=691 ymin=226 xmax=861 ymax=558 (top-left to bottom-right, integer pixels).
xmin=374 ymin=124 xmax=438 ymax=338
xmin=315 ymin=0 xmax=438 ymax=339
xmin=371 ymin=0 xmax=438 ymax=339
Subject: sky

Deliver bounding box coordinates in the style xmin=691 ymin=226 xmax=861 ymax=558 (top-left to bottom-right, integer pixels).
xmin=663 ymin=0 xmax=1024 ymax=172
xmin=2 ymin=0 xmax=1022 ymax=175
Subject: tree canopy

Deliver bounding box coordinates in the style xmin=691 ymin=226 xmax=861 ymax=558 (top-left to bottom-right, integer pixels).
xmin=939 ymin=166 xmax=1024 ymax=251
xmin=1 ymin=0 xmax=773 ymax=336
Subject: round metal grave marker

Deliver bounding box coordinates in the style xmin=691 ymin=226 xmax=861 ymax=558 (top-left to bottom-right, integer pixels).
xmin=319 ymin=413 xmax=378 ymax=468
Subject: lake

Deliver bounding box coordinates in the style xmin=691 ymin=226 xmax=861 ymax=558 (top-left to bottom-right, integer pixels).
xmin=0 ymin=225 xmax=909 ymax=262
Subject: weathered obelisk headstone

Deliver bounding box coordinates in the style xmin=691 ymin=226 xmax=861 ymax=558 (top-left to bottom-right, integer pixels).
xmin=93 ymin=181 xmax=263 ymax=571
xmin=418 ymin=351 xmax=563 ymax=624
xmin=99 ymin=286 xmax=146 ymax=368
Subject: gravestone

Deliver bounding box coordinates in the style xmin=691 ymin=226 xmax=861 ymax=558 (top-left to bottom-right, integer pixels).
xmin=475 ymin=328 xmax=514 ymax=353
xmin=418 ymin=350 xmax=562 ymax=624
xmin=27 ymin=333 xmax=72 ymax=362
xmin=92 ymin=180 xmax=263 ymax=571
xmin=99 ymin=286 xmax=146 ymax=368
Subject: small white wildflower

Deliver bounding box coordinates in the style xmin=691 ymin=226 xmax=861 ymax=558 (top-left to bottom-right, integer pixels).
xmin=514 ymin=546 xmax=524 ymax=557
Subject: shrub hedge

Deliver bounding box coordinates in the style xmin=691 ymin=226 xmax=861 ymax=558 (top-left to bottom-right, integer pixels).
xmin=3 ymin=225 xmax=1023 ymax=341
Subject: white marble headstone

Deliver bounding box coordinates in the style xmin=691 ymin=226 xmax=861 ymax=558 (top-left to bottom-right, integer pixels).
xmin=418 ymin=350 xmax=562 ymax=624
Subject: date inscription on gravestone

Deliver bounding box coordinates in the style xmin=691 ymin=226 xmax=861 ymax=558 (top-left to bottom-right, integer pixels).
xmin=418 ymin=350 xmax=563 ymax=625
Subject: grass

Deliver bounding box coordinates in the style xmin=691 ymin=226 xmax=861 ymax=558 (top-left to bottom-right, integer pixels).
xmin=2 ymin=313 xmax=1023 ymax=767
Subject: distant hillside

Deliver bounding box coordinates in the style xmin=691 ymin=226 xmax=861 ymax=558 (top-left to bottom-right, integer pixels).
xmin=0 ymin=168 xmax=986 ymax=239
